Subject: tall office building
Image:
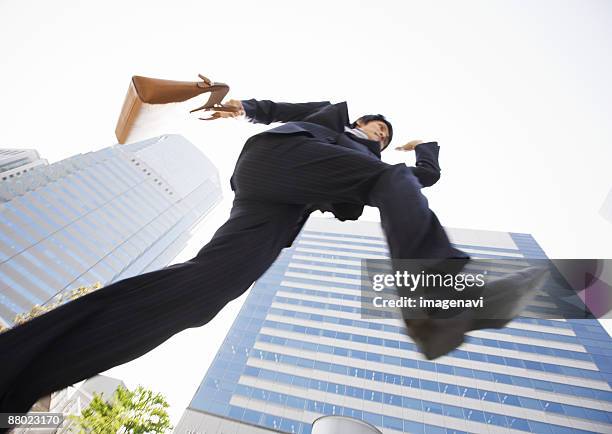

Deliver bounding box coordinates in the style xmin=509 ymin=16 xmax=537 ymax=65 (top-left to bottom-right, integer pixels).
xmin=175 ymin=218 xmax=611 ymax=434
xmin=0 ymin=134 xmax=222 ymax=327
xmin=0 ymin=149 xmax=48 ymax=181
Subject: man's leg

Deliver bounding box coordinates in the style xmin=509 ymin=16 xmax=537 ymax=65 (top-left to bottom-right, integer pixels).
xmin=233 ymin=135 xmax=545 ymax=359
xmin=0 ymin=198 xmax=305 ymax=413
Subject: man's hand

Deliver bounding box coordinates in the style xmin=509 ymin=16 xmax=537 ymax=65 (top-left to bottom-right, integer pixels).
xmin=395 ymin=140 xmax=424 ymax=152
xmin=209 ymin=99 xmax=245 ymax=119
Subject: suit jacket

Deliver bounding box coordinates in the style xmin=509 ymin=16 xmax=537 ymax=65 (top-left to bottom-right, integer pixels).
xmin=238 ymin=98 xmax=442 ymax=222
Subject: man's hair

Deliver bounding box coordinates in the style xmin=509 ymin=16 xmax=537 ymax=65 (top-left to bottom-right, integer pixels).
xmin=351 ymin=114 xmax=394 ymax=150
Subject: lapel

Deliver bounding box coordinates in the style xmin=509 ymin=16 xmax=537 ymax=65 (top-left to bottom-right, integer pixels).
xmin=337 ymin=132 xmax=382 ymax=158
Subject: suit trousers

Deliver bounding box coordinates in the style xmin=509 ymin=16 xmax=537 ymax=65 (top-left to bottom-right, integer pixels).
xmin=0 ymin=134 xmax=465 ymax=416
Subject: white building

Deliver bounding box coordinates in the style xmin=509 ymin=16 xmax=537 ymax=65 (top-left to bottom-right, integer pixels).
xmin=0 ymin=134 xmax=222 ymax=326
xmin=11 ymin=375 xmax=126 ymax=434
xmin=0 ymin=149 xmax=48 ymax=181
xmin=601 ymin=188 xmax=612 ymax=224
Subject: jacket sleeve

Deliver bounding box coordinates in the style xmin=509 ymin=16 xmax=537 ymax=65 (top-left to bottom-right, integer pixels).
xmin=409 ymin=142 xmax=441 ymax=187
xmin=241 ymin=99 xmax=332 ymax=125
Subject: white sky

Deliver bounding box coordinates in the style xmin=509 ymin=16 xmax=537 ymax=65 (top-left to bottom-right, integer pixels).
xmin=1 ymin=0 xmax=611 ymax=427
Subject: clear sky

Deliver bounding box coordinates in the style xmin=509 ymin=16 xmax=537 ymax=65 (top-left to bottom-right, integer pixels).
xmin=1 ymin=0 xmax=611 ymax=426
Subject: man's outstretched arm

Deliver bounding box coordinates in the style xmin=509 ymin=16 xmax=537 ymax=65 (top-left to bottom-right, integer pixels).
xmin=216 ymin=99 xmax=332 ymax=124
xmin=396 ymin=140 xmax=441 ymax=187
xmin=241 ymin=99 xmax=332 ymax=124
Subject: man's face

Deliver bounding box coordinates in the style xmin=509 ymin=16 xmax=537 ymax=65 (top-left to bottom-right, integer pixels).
xmin=356 ymin=120 xmax=390 ymax=150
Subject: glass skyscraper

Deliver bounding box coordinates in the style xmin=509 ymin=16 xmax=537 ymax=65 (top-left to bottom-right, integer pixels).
xmin=0 ymin=134 xmax=222 ymax=326
xmin=177 ymin=217 xmax=611 ymax=434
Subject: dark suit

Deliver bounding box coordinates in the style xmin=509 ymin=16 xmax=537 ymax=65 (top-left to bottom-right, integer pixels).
xmin=234 ymin=99 xmax=449 ymax=250
xmin=0 ymin=99 xmax=466 ymax=417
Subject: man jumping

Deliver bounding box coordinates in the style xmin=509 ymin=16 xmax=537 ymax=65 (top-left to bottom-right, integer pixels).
xmin=0 ymin=97 xmax=545 ymax=417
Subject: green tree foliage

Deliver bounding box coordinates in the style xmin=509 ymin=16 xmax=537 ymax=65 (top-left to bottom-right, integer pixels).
xmin=69 ymin=385 xmax=172 ymax=433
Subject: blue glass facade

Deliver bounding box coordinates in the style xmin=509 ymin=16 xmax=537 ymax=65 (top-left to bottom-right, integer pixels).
xmin=181 ymin=220 xmax=611 ymax=434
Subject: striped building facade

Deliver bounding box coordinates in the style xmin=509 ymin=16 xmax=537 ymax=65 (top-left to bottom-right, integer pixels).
xmin=0 ymin=134 xmax=222 ymax=326
xmin=179 ymin=217 xmax=611 ymax=433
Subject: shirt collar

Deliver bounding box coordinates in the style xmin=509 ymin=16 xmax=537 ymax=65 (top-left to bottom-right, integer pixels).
xmin=344 ymin=126 xmax=369 ymax=140
xmin=342 ymin=126 xmax=382 ymax=158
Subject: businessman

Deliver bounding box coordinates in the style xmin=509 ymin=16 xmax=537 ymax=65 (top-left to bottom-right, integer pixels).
xmin=0 ymin=97 xmax=543 ymax=416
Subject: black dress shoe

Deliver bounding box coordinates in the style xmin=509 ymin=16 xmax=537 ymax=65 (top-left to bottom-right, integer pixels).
xmin=404 ymin=266 xmax=549 ymax=360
